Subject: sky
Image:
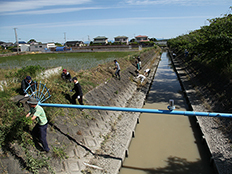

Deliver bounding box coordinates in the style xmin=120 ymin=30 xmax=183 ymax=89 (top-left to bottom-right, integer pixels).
xmin=0 ymin=0 xmax=231 ymax=44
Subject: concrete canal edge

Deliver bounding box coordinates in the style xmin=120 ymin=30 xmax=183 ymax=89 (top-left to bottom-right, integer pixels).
xmin=36 ymin=50 xmax=161 ymax=174
xmin=81 ymin=49 xmax=231 ymax=174
xmin=54 ymin=49 xmax=229 ymax=174
xmin=0 ymin=49 xmax=161 ymax=174
xmin=169 ymin=50 xmax=232 ymax=174
xmin=74 ymin=54 xmax=161 ymax=174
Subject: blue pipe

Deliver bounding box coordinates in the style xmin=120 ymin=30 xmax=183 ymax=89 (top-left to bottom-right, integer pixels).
xmin=38 ymin=103 xmax=232 ymax=118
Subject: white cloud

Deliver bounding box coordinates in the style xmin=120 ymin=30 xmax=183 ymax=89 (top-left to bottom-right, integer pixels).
xmin=0 ymin=0 xmax=92 ymax=13
xmin=4 ymin=6 xmax=106 ymax=15
xmin=124 ymin=0 xmax=230 ymax=6
xmin=1 ymin=15 xmax=213 ymax=29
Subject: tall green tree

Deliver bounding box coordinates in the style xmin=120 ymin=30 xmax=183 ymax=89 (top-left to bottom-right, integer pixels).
xmin=168 ymin=13 xmax=232 ymax=74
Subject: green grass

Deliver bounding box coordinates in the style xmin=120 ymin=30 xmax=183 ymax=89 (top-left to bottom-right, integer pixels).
xmin=0 ymin=52 xmax=135 ymax=71
xmin=52 ymin=145 xmax=68 ymax=160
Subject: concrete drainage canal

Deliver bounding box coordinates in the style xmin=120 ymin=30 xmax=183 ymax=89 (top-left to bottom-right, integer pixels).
xmin=119 ymin=52 xmax=216 ymax=174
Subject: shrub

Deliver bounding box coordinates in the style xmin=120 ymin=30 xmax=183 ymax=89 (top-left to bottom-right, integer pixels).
xmin=14 ymin=65 xmax=45 ymax=79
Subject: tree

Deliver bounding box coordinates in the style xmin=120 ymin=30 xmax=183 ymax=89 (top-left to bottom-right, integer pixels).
xmin=55 ymin=42 xmax=63 ymax=46
xmin=27 ymin=39 xmax=37 ymax=44
xmin=149 ymin=38 xmax=157 ymax=42
xmin=168 ymin=13 xmax=232 ymax=74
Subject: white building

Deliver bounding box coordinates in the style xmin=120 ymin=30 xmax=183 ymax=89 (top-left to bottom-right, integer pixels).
xmin=30 ymin=42 xmax=56 ymax=52
xmin=135 ymin=35 xmax=149 ymax=43
xmin=114 ymin=36 xmax=129 ymax=45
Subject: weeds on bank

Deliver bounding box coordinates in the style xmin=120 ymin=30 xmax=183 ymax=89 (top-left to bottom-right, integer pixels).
xmin=4 ymin=65 xmax=45 ymax=80
xmin=100 ymin=133 xmax=110 ymax=149
xmin=22 ymin=144 xmax=53 ymax=174
xmin=0 ymin=46 xmax=160 ymax=173
xmin=52 ymin=145 xmax=68 ymax=160
xmin=81 ymin=169 xmax=92 ymax=174
xmin=0 ymin=95 xmax=54 ymax=173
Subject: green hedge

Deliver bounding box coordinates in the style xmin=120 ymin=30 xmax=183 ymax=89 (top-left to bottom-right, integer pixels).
xmin=168 ymin=13 xmax=232 ymax=74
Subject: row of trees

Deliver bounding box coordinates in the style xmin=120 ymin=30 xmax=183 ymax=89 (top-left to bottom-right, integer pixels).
xmin=168 ymin=12 xmax=232 ymax=74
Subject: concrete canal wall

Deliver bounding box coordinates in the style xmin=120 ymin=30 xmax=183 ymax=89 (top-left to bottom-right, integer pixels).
xmin=169 ymin=51 xmax=232 ymax=174
xmin=52 ymin=49 xmax=230 ymax=174
xmin=48 ymin=50 xmax=161 ymax=174
xmin=84 ymin=56 xmax=161 ymax=174
xmin=55 ymin=49 xmax=230 ymax=174
xmin=0 ymin=48 xmax=161 ymax=174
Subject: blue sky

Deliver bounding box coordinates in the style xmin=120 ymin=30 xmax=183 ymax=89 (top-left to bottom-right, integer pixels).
xmin=0 ymin=0 xmax=231 ymax=43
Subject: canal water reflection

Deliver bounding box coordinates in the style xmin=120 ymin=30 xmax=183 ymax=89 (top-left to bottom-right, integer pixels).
xmin=119 ymin=52 xmax=215 ymax=174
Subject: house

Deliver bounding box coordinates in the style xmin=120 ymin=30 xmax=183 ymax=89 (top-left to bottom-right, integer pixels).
xmin=30 ymin=43 xmax=47 ymax=52
xmin=135 ymin=35 xmax=150 ymax=43
xmin=20 ymin=44 xmax=30 ymax=52
xmin=29 ymin=42 xmax=56 ymax=52
xmin=15 ymin=41 xmax=30 ymax=52
xmin=0 ymin=42 xmax=13 ymax=47
xmin=46 ymin=42 xmax=56 ymax=49
xmin=65 ymin=41 xmax=84 ymax=47
xmin=93 ymin=36 xmax=108 ymax=45
xmin=114 ymin=36 xmax=129 ymax=45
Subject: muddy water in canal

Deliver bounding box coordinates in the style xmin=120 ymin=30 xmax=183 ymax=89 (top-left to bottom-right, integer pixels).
xmin=120 ymin=52 xmax=215 ymax=174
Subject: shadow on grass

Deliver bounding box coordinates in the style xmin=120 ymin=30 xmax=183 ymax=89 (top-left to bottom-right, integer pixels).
xmin=62 ymin=91 xmax=73 ymax=104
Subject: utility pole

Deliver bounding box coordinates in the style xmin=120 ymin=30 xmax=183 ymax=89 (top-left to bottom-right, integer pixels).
xmin=88 ymin=35 xmax=90 ymax=46
xmin=64 ymin=32 xmax=66 ymax=45
xmin=14 ymin=28 xmax=19 ymax=54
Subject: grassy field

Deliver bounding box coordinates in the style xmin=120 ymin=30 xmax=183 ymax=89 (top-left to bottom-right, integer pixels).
xmin=0 ymin=52 xmax=136 ymax=71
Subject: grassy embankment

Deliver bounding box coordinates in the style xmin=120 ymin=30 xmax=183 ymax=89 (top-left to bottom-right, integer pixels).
xmin=0 ymin=47 xmax=159 ymax=173
xmin=168 ymin=13 xmax=232 ymax=144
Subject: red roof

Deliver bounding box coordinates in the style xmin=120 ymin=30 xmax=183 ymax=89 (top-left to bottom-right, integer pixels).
xmin=135 ymin=35 xmax=148 ymax=38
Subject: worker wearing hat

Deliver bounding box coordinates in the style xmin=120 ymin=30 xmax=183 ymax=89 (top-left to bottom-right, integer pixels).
xmin=61 ymin=69 xmax=72 ymax=82
xmin=70 ymin=77 xmax=84 ymax=105
xmin=21 ymin=76 xmax=36 ymax=97
xmin=26 ymin=98 xmax=50 ymax=152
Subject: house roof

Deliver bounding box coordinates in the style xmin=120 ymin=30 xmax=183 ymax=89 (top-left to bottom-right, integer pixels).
xmin=65 ymin=41 xmax=83 ymax=44
xmin=135 ymin=35 xmax=148 ymax=38
xmin=114 ymin=36 xmax=128 ymax=39
xmin=18 ymin=41 xmax=27 ymax=44
xmin=1 ymin=42 xmax=13 ymax=46
xmin=94 ymin=36 xmax=108 ymax=39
